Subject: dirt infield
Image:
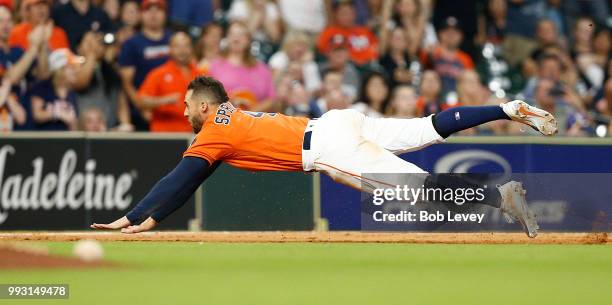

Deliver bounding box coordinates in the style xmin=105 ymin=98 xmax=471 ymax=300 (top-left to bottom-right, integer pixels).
xmin=0 ymin=231 xmax=609 ymax=244
xmin=0 ymin=244 xmax=114 ymax=269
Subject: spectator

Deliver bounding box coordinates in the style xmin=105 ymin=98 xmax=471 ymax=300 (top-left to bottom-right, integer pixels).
xmin=456 ymin=70 xmax=486 ymax=107
xmin=505 ymin=0 xmax=547 ymax=39
xmin=118 ymin=0 xmax=171 ymax=131
xmin=381 ymin=0 xmax=436 ymax=54
xmin=352 ymin=71 xmax=389 ymax=117
xmin=208 ymin=21 xmax=276 ymax=112
xmin=476 ymin=0 xmax=507 ymax=45
xmin=9 ymin=0 xmax=69 ymax=51
xmin=571 ymin=17 xmax=594 ymax=57
xmin=278 ymin=77 xmax=313 ymax=117
xmin=115 ymin=0 xmax=140 ymax=45
xmin=0 ymin=4 xmax=18 ymax=81
xmin=278 ymin=0 xmax=326 ymax=36
xmin=379 ymin=27 xmax=420 ymax=89
xmin=593 ymin=27 xmax=611 ymax=69
xmin=138 ymin=32 xmax=197 ymax=132
xmin=524 ymin=19 xmax=563 ymax=78
xmin=522 ymin=19 xmax=562 ymax=79
xmin=432 ymin=0 xmax=478 ymax=57
xmin=196 ymin=23 xmax=222 ymax=74
xmin=544 ymin=0 xmax=564 ymax=35
xmin=269 ymin=31 xmax=321 ymax=93
xmin=1 ymin=4 xmax=47 ymax=86
xmin=102 ymin=0 xmax=120 ymax=25
xmin=73 ymin=31 xmax=121 ymax=128
xmin=169 ymin=0 xmax=215 ymax=29
xmin=319 ymin=34 xmax=361 ymax=100
xmin=347 ymin=0 xmax=381 ymax=31
xmin=571 ymin=18 xmax=606 ymax=95
xmin=317 ymin=0 xmax=378 ymax=66
xmin=52 ymin=0 xmax=114 ymax=51
xmin=309 ymin=70 xmax=350 ymax=117
xmin=30 ymin=48 xmax=81 ymax=131
xmin=561 ymin=0 xmax=609 ymax=36
xmin=533 ymin=77 xmax=586 ymax=136
xmin=228 ymin=0 xmax=282 ymax=59
xmin=421 ymin=16 xmax=474 ymax=93
xmin=455 ymin=70 xmax=510 ymax=135
xmin=386 ymin=85 xmax=418 ymax=118
xmin=416 ymin=69 xmax=442 ymax=116
xmin=523 ymin=53 xmax=584 ymax=112
xmin=79 ymin=106 xmax=107 ymax=132
xmin=0 ymin=78 xmax=26 ymax=131
xmin=594 ymin=79 xmax=612 ymax=135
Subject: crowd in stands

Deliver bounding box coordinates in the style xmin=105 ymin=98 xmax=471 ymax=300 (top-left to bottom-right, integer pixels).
xmin=0 ymin=0 xmax=611 ymax=136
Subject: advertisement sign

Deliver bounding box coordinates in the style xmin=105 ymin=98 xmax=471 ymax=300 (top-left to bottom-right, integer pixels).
xmin=0 ymin=135 xmax=194 ymax=230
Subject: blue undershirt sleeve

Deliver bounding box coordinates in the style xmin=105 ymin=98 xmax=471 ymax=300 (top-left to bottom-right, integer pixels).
xmin=125 ymin=157 xmax=220 ymax=224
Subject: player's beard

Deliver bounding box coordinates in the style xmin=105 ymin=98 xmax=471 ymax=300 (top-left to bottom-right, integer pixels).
xmin=190 ymin=115 xmax=204 ymax=134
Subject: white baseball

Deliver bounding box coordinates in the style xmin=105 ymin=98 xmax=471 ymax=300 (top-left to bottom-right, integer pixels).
xmin=73 ymin=240 xmax=104 ymax=262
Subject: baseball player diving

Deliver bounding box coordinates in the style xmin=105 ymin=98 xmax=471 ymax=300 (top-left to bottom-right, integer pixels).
xmin=92 ymin=76 xmax=557 ymax=238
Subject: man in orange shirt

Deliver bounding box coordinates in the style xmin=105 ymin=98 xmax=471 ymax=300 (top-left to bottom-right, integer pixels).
xmin=138 ymin=32 xmax=197 ymax=132
xmin=317 ymin=0 xmax=378 ymax=65
xmin=9 ymin=0 xmax=69 ymax=51
xmin=93 ymin=76 xmax=558 ymax=238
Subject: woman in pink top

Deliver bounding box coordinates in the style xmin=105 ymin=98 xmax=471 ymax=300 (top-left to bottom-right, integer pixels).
xmin=209 ymin=21 xmax=276 ymax=111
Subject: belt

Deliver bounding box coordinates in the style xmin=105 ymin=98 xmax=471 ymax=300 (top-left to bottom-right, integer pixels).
xmin=301 ymin=119 xmax=317 ymax=171
xmin=302 ymin=119 xmax=317 ymax=150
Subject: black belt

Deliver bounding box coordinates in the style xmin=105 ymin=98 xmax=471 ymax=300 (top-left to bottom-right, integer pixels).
xmin=302 ymin=131 xmax=312 ymax=150
xmin=302 ymin=119 xmax=317 ymax=150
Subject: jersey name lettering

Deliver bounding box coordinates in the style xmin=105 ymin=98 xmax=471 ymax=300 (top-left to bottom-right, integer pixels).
xmin=213 ymin=103 xmax=236 ymax=125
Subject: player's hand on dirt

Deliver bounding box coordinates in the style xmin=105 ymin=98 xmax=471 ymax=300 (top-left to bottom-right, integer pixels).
xmin=91 ymin=216 xmax=131 ymax=230
xmin=120 ymin=217 xmax=157 ymax=234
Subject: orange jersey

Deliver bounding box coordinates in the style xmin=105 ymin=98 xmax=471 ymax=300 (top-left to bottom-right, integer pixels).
xmin=183 ymin=102 xmax=309 ymax=171
xmin=317 ymin=26 xmax=379 ymax=65
xmin=138 ymin=59 xmax=199 ymax=132
xmin=9 ymin=22 xmax=69 ymax=51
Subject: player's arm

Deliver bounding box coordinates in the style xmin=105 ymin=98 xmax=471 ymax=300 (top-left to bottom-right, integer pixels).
xmin=91 ymin=157 xmax=220 ymax=233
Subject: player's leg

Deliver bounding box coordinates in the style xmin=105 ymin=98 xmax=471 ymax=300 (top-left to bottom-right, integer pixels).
xmin=363 ymin=100 xmax=558 ymax=155
xmin=308 ymin=108 xmax=538 ymax=236
xmin=431 ymin=100 xmax=557 ymax=138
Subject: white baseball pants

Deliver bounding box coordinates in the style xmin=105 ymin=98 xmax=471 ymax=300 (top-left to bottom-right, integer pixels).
xmin=301 ymin=109 xmax=444 ymax=190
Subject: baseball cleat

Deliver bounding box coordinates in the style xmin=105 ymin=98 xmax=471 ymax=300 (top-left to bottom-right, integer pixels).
xmin=497 ymin=181 xmax=539 ymax=238
xmin=501 ymin=100 xmax=558 ymax=136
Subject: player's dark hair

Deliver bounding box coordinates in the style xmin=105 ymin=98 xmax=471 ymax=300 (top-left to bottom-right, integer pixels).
xmin=358 ymin=70 xmax=391 ymax=114
xmin=187 ymin=76 xmax=229 ymax=105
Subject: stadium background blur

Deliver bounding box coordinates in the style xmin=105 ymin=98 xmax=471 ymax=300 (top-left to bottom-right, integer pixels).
xmin=0 ymin=0 xmax=611 ymax=137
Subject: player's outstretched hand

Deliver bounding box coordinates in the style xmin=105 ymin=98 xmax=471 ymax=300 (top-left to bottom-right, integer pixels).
xmin=120 ymin=217 xmax=158 ymax=234
xmin=90 ymin=216 xmax=131 ymax=230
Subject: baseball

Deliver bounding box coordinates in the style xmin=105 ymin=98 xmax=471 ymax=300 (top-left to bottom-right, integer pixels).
xmin=73 ymin=240 xmax=104 ymax=262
